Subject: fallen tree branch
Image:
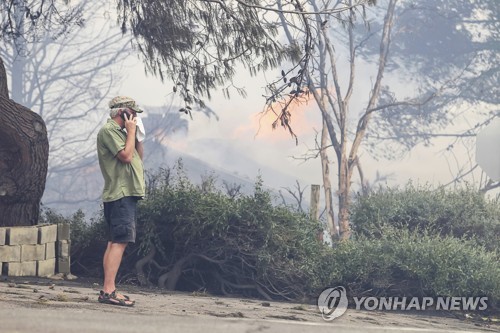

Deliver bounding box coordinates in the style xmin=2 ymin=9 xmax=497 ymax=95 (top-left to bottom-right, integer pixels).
xmin=135 ymin=246 xmax=156 ymax=287
xmin=213 ymin=271 xmax=272 ymax=301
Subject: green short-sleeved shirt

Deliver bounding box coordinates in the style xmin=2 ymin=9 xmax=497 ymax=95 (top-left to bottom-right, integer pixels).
xmin=97 ymin=119 xmax=145 ymax=202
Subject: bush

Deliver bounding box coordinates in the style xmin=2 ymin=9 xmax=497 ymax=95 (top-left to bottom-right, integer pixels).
xmin=51 ymin=174 xmax=498 ymax=304
xmin=350 ymin=184 xmax=500 ymax=251
xmin=321 ymin=228 xmax=499 ymax=304
xmin=40 ymin=205 xmax=107 ymax=276
xmin=125 ymin=167 xmax=325 ymax=300
xmin=343 ymin=184 xmax=499 ymax=305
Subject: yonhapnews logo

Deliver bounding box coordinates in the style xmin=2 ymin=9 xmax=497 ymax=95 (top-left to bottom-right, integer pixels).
xmin=317 ymin=286 xmax=489 ymax=321
xmin=317 ymin=286 xmax=349 ymax=321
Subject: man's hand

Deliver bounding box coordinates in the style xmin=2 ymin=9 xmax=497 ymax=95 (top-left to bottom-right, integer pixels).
xmin=123 ymin=112 xmax=137 ymax=135
xmin=117 ymin=111 xmax=139 ymax=164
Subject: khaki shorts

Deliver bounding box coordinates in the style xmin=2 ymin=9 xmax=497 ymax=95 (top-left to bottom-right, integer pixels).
xmin=104 ymin=196 xmax=138 ymax=243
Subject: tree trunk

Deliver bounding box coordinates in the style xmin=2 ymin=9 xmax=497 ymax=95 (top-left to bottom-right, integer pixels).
xmin=320 ymin=119 xmax=337 ymax=240
xmin=0 ymin=56 xmax=49 ymax=226
xmin=338 ymin=154 xmax=352 ymax=240
xmin=335 ymin=0 xmax=397 ymax=241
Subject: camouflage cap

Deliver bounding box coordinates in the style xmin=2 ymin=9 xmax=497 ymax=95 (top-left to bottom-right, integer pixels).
xmin=108 ymin=96 xmax=143 ymax=113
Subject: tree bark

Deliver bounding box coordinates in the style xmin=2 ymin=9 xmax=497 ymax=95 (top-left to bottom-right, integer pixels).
xmin=337 ymin=152 xmax=352 ymax=240
xmin=320 ymin=119 xmax=337 ymax=239
xmin=158 ymin=254 xmax=194 ymax=290
xmin=0 ymin=56 xmax=49 ymax=226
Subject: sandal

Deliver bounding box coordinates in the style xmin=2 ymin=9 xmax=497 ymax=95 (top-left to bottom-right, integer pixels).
xmin=98 ymin=290 xmax=135 ymax=307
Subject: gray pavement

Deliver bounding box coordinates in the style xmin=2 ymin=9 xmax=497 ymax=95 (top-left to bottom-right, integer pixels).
xmin=0 ymin=306 xmax=492 ymax=333
xmin=0 ymin=279 xmax=496 ymax=333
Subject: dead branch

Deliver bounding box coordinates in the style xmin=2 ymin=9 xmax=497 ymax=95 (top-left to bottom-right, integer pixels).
xmin=213 ymin=272 xmax=272 ymax=301
xmin=135 ymin=246 xmax=156 ymax=286
xmin=280 ymin=180 xmax=306 ymax=211
xmin=158 ymin=254 xmax=195 ymax=290
xmin=479 ymin=180 xmax=500 ymax=195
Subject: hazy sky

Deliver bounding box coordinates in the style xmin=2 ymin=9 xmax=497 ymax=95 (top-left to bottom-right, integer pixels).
xmin=116 ymin=58 xmax=473 ymax=192
xmin=4 ymin=1 xmax=496 ymax=219
xmin=46 ymin=1 xmax=496 ymax=199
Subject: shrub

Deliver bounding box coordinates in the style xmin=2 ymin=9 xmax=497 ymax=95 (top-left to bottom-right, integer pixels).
xmin=49 ymin=174 xmax=498 ymax=304
xmin=40 ymin=205 xmax=107 ymax=276
xmin=350 ymin=184 xmax=500 ymax=251
xmin=321 ymin=228 xmax=499 ymax=305
xmin=126 ymin=167 xmax=325 ymax=300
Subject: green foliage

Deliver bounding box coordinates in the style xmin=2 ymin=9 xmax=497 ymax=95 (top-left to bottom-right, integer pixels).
xmin=322 ymin=229 xmax=499 ymax=303
xmin=56 ymin=175 xmax=498 ymax=303
xmin=117 ymin=0 xmax=290 ymax=105
xmin=350 ymin=183 xmax=500 ymax=251
xmin=130 ymin=167 xmax=325 ymax=300
xmin=333 ymin=184 xmax=500 ymax=305
xmin=40 ymin=205 xmax=106 ymax=276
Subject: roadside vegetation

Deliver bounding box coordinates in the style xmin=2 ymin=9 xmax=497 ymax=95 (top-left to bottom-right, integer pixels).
xmin=42 ymin=165 xmax=499 ymax=307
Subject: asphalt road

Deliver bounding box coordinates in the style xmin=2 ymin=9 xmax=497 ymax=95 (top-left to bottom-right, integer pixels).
xmin=0 ymin=306 xmax=493 ymax=333
xmin=0 ymin=278 xmax=496 ymax=333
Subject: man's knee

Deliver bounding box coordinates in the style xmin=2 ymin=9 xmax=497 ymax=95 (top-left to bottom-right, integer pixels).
xmin=109 ymin=241 xmax=128 ymax=253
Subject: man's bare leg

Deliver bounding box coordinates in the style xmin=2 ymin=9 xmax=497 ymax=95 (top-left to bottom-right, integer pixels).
xmin=102 ymin=241 xmax=132 ymax=303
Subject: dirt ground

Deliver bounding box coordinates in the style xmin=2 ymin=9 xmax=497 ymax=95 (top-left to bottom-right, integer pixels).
xmin=0 ymin=276 xmax=498 ymax=332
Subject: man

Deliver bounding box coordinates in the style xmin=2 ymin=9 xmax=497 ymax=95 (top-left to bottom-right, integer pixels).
xmin=96 ymin=96 xmax=145 ymax=306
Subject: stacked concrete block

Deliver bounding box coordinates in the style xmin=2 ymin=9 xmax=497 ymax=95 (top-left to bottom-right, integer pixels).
xmin=1 ymin=226 xmax=38 ymax=276
xmin=0 ymin=244 xmax=21 ymax=275
xmin=0 ymin=227 xmax=6 ymax=245
xmin=56 ymin=223 xmax=71 ymax=274
xmin=37 ymin=224 xmax=58 ymax=277
xmin=0 ymin=223 xmax=71 ymax=277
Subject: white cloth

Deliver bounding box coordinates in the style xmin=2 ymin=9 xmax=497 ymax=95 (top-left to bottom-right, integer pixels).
xmin=123 ymin=116 xmax=146 ymax=142
xmin=136 ymin=117 xmax=146 ymax=142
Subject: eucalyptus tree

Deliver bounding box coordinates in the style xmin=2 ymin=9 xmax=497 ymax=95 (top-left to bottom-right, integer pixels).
xmin=0 ymin=0 xmax=82 ymax=226
xmin=265 ymin=0 xmax=395 ymax=240
xmin=0 ymin=57 xmax=49 ymax=226
xmin=366 ymin=0 xmax=500 ymax=192
xmin=1 ymin=1 xmax=134 ymax=214
xmin=116 ymin=0 xmax=372 ymax=111
xmin=1 ymin=0 xmax=371 ymax=226
xmin=267 ymin=0 xmax=499 ymax=240
xmin=114 ymin=0 xmax=374 ymax=240
xmin=3 ymin=14 xmax=129 ymax=166
xmin=1 ymin=0 xmax=134 ymax=224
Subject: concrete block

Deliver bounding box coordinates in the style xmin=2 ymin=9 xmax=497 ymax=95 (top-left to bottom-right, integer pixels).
xmin=57 ymin=257 xmax=71 ymax=274
xmin=6 ymin=261 xmax=37 ymax=276
xmin=37 ymin=258 xmax=56 ymax=277
xmin=21 ymin=244 xmax=46 ymax=261
xmin=38 ymin=224 xmax=58 ymax=244
xmin=8 ymin=226 xmax=38 ymax=245
xmin=0 ymin=228 xmax=6 ymax=246
xmin=0 ymin=245 xmax=21 ymax=262
xmin=57 ymin=223 xmax=70 ymax=241
xmin=45 ymin=242 xmax=56 ymax=260
xmin=57 ymin=240 xmax=71 ymax=258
